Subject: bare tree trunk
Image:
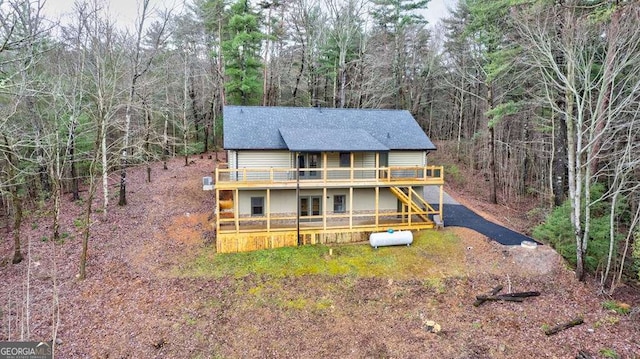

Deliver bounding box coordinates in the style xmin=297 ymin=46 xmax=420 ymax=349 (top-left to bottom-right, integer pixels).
xmin=69 ymin=117 xmax=80 ymax=201
xmin=100 ymin=109 xmax=109 ymax=217
xmin=79 ymin=125 xmax=103 ymax=280
xmin=183 ymin=52 xmax=189 ymax=166
xmin=11 ymin=186 xmax=24 ymax=265
xmin=487 ymin=84 xmax=498 ymax=205
xmin=552 ymin=108 xmax=568 ymax=206
xmin=565 ymin=46 xmax=584 ymax=281
xmin=292 ymin=42 xmax=305 ymax=106
xmin=3 ymin=135 xmax=23 ymax=264
xmin=143 ymin=96 xmax=152 ymax=182
xmin=262 ymin=4 xmax=272 ymax=106
xmin=119 ymin=0 xmax=150 ymax=206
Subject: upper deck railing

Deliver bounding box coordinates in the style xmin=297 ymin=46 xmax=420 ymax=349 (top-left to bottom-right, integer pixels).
xmin=214 ymin=165 xmax=444 ymax=189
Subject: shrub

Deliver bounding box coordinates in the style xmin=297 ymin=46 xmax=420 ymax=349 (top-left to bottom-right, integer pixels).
xmin=445 ymin=164 xmax=466 ymax=187
xmin=532 ymin=184 xmax=622 ymax=273
xmin=602 ymin=300 xmax=630 ymax=315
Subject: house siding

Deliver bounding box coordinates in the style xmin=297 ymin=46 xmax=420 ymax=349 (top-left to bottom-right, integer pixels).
xmin=237 ymin=150 xmax=292 ymax=180
xmin=389 ymin=151 xmax=425 ymax=166
xmin=237 ymin=150 xmax=292 ymax=168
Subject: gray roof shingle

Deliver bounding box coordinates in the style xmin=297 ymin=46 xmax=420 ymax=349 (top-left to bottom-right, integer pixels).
xmin=279 ymin=128 xmax=389 ymax=152
xmin=223 ymin=106 xmax=436 ymax=151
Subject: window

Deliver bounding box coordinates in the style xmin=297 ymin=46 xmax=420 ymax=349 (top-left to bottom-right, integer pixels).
xmin=298 ymin=152 xmax=321 ymax=178
xmin=339 ymin=152 xmax=351 ymax=167
xmin=251 ymin=197 xmax=264 ymax=216
xmin=334 ymin=195 xmax=346 ymax=213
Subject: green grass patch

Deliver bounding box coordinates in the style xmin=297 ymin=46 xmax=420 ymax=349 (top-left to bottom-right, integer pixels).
xmin=177 ymin=230 xmax=464 ymax=281
xmin=602 ymin=300 xmax=631 ymax=315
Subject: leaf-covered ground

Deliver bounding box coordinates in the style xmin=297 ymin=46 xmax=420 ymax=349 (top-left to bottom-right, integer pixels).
xmin=1 ymin=154 xmax=639 ymax=358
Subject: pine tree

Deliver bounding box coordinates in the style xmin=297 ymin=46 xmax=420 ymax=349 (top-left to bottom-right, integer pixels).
xmin=222 ymin=0 xmax=263 ymax=105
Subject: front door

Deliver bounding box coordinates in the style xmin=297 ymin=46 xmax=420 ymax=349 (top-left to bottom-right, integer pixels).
xmin=300 ymin=196 xmax=322 ymax=221
xmin=379 ymin=152 xmax=389 ymax=179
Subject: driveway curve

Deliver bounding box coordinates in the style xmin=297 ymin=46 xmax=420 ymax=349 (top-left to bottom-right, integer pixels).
xmin=423 ymin=187 xmax=540 ymax=246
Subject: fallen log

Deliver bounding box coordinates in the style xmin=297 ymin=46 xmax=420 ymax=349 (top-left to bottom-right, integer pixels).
xmin=544 ymin=318 xmax=584 ymax=336
xmin=473 ymin=285 xmax=503 ymax=307
xmin=499 ymin=291 xmax=540 ymax=298
xmin=475 ymin=295 xmax=524 ymax=303
xmin=576 ymin=350 xmax=594 ymax=359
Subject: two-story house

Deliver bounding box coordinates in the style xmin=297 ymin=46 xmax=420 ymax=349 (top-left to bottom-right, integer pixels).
xmin=213 ymin=106 xmax=445 ymax=253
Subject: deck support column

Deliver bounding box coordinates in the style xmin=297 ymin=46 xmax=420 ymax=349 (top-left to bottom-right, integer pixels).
xmin=408 ymin=186 xmax=412 ymax=226
xmin=323 ymin=152 xmax=327 ymax=183
xmin=215 ymin=188 xmax=221 ymax=249
xmin=349 ymin=187 xmax=353 ymax=230
xmin=375 ymin=186 xmax=379 ymax=227
xmin=323 ymin=187 xmax=327 ymax=231
xmin=350 ymin=152 xmax=354 ymax=180
xmin=234 ymin=188 xmax=239 ymax=233
xmin=266 ymin=188 xmax=271 ymax=232
xmin=439 ymin=184 xmax=444 ymax=219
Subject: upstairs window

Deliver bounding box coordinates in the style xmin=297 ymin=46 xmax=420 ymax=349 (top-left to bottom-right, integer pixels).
xmin=339 ymin=152 xmax=351 ymax=167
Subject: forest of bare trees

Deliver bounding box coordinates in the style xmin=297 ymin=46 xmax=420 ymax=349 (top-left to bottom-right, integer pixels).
xmin=1 ymin=0 xmax=639 ymax=292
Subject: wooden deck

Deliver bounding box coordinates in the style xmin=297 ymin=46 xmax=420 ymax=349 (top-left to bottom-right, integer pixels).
xmin=214 ymin=165 xmax=444 ymax=190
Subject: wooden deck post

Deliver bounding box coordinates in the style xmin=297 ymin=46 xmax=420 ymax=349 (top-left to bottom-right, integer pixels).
xmin=350 ymin=152 xmax=354 ymax=180
xmin=234 ymin=188 xmax=240 ymax=233
xmin=375 ymin=186 xmax=379 ymax=227
xmin=323 ymin=152 xmax=327 ymax=183
xmin=349 ymin=187 xmax=353 ymax=230
xmin=375 ymin=152 xmax=379 ymax=181
xmin=323 ymin=187 xmax=327 ymax=231
xmin=215 ymin=187 xmax=221 ymax=236
xmin=439 ymin=184 xmax=444 ymax=219
xmin=266 ymin=188 xmax=271 ymax=232
xmin=408 ymin=186 xmax=412 ymax=226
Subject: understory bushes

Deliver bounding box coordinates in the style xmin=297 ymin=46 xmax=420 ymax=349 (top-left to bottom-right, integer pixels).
xmin=532 ymin=184 xmax=625 ymax=274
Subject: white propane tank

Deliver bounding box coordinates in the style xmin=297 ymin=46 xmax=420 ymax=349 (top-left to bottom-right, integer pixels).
xmin=369 ymin=230 xmax=413 ymax=249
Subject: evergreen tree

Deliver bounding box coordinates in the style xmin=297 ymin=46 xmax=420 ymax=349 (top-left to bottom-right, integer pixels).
xmin=370 ymin=0 xmax=430 ymax=109
xmin=222 ymin=0 xmax=263 ymax=105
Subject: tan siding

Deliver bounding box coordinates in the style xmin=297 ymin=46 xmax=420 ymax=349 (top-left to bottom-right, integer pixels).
xmin=237 ymin=150 xmax=291 ymax=168
xmin=237 ymin=150 xmax=292 ymax=180
xmin=388 ymin=151 xmax=425 ymax=166
xmin=389 ymin=151 xmax=425 ymax=178
xmin=352 ymin=188 xmax=397 ymax=211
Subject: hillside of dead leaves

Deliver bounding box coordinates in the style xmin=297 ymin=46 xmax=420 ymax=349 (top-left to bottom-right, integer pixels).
xmin=1 ymin=153 xmax=639 ymax=358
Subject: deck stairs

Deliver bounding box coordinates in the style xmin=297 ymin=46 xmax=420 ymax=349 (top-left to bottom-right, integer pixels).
xmin=389 ymin=186 xmax=436 ymax=224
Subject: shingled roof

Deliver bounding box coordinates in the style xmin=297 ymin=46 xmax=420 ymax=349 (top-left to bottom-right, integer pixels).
xmin=223 ymin=106 xmax=436 ymax=151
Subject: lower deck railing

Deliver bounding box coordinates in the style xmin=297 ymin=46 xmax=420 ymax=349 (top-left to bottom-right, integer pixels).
xmin=217 ymin=210 xmax=437 ymax=234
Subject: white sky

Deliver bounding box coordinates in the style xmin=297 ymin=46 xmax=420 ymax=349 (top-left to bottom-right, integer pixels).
xmin=42 ymin=0 xmax=183 ymax=30
xmin=43 ymin=0 xmax=456 ymax=30
xmin=424 ymin=0 xmax=457 ymax=27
